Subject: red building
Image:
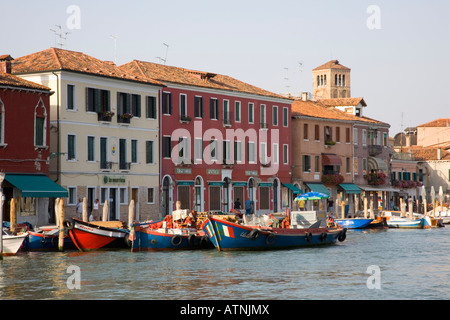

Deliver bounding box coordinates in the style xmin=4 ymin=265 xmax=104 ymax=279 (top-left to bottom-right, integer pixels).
xmin=0 ymin=55 xmax=67 ymax=226
xmin=121 ymin=61 xmax=294 ymax=215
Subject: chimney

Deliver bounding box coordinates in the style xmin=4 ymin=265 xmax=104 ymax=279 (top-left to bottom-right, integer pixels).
xmin=437 ymin=148 xmax=441 ymax=160
xmin=301 ymin=92 xmax=309 ymax=101
xmin=0 ymin=55 xmax=14 ymax=74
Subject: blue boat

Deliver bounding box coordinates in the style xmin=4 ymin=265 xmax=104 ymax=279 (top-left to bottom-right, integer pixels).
xmin=202 ymin=216 xmax=346 ymax=251
xmin=386 ymin=217 xmax=426 ymax=229
xmin=131 ymin=220 xmax=212 ymax=251
xmin=334 ymin=218 xmax=374 ymax=229
xmin=23 ymin=228 xmax=76 ymax=251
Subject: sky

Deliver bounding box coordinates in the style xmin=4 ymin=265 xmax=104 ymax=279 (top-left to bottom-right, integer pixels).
xmin=2 ymin=0 xmax=449 ymax=135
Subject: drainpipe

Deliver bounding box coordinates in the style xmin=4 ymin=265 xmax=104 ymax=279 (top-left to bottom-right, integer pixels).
xmin=52 ymin=71 xmax=61 ymax=184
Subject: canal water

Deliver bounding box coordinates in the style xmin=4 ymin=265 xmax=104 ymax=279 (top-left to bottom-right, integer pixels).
xmin=1 ymin=227 xmax=449 ymax=301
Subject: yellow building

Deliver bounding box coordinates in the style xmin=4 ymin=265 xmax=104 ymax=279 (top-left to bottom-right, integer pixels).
xmin=13 ymin=48 xmax=165 ymax=223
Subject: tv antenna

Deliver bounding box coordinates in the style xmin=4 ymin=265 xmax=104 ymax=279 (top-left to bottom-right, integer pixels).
xmin=109 ymin=35 xmax=118 ymax=65
xmin=156 ymin=43 xmax=170 ymax=65
xmin=284 ymin=67 xmax=290 ymax=95
xmin=50 ymin=25 xmax=70 ymax=49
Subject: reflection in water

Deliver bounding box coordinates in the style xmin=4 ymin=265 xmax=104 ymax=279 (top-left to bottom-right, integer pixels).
xmin=0 ymin=228 xmax=449 ymax=300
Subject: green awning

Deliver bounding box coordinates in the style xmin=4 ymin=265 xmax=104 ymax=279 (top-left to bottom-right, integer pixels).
xmin=232 ymin=182 xmax=247 ymax=186
xmin=305 ymin=183 xmax=330 ymax=196
xmin=208 ymin=181 xmax=225 ymax=186
xmin=259 ymin=183 xmax=273 ymax=187
xmin=5 ymin=174 xmax=68 ymax=198
xmin=339 ymin=183 xmax=362 ymax=194
xmin=282 ymin=183 xmax=302 ymax=194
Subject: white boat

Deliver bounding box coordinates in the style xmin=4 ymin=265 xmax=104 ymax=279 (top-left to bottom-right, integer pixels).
xmin=386 ymin=217 xmax=425 ymax=229
xmin=2 ymin=229 xmax=28 ymax=256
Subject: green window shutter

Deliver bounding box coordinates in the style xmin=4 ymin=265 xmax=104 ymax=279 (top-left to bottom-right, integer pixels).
xmin=35 ymin=117 xmax=44 ymax=146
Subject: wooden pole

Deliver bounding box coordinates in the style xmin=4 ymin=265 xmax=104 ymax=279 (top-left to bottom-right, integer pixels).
xmin=400 ymin=198 xmax=404 ymax=217
xmin=82 ymin=197 xmax=88 ymax=222
xmin=424 ymin=200 xmax=427 ymax=216
xmin=408 ymin=198 xmax=413 ymax=219
xmin=10 ymin=198 xmax=16 ymax=234
xmin=128 ymin=199 xmax=135 ymax=229
xmin=58 ymin=198 xmax=65 ymax=252
xmin=102 ymin=200 xmax=109 ymax=221
xmin=55 ymin=198 xmax=60 ymax=227
xmin=341 ymin=200 xmax=345 ymax=219
xmin=364 ymin=196 xmax=368 ymax=219
xmin=369 ymin=194 xmax=374 ymax=219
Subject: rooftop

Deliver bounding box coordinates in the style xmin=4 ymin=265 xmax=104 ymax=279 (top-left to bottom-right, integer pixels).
xmin=0 ymin=71 xmax=51 ymax=91
xmin=312 ymin=60 xmax=351 ymax=71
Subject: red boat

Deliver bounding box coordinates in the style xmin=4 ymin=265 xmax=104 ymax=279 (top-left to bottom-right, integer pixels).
xmin=63 ymin=218 xmax=130 ymax=251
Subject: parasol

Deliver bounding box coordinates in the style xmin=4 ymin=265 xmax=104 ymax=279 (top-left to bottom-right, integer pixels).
xmin=295 ymin=192 xmax=330 ymax=201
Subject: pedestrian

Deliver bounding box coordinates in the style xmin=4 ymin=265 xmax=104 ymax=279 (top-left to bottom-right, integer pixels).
xmin=93 ymin=199 xmax=99 ymax=220
xmin=328 ymin=198 xmax=334 ymax=213
xmin=298 ymin=199 xmax=305 ymax=211
xmin=245 ymin=199 xmax=254 ymax=215
xmin=234 ymin=198 xmax=242 ymax=210
xmin=76 ymin=198 xmax=83 ymax=218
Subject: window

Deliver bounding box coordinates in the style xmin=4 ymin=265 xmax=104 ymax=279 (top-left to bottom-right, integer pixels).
xmin=147 ymin=188 xmax=155 ymax=204
xmin=117 ymin=92 xmax=131 ymax=122
xmin=273 ymin=143 xmax=279 ymax=165
xmin=315 ymin=125 xmax=320 ymax=141
xmin=283 ymin=144 xmax=289 ymax=165
xmin=87 ymin=88 xmax=110 ymax=113
xmin=259 ymin=187 xmax=270 ymax=210
xmin=194 ymin=96 xmax=203 ymax=118
xmin=162 ymin=92 xmax=172 ymax=115
xmin=283 ymin=107 xmax=288 ymax=127
xmin=209 ymin=186 xmax=221 ymax=211
xmin=324 ymin=126 xmax=332 ymax=143
xmin=362 ymin=129 xmax=367 ymax=145
xmin=363 ymin=158 xmax=367 ymax=174
xmin=303 ymin=123 xmax=308 ymax=140
xmin=248 ymin=103 xmax=254 ymax=123
xmin=346 ymin=157 xmax=350 ymax=173
xmin=223 ymin=140 xmax=231 ymax=164
xmin=180 ymin=94 xmax=187 ymax=118
xmin=336 ymin=127 xmax=340 ymax=143
xmin=131 ymin=94 xmax=141 ymax=117
xmin=260 ymin=142 xmax=267 ymax=164
xmin=210 ymin=139 xmax=218 ymax=161
xmin=210 ymin=98 xmax=219 ymax=120
xmin=119 ymin=139 xmax=128 ymax=170
xmin=235 ymin=101 xmax=241 ymax=122
xmin=315 ymin=156 xmax=319 ymax=172
xmin=100 ymin=137 xmax=109 ymax=169
xmin=87 ymin=136 xmax=95 ymax=162
xmin=35 ymin=100 xmax=47 ymax=147
xmin=353 ymin=128 xmax=358 ymax=145
xmin=162 ymin=136 xmax=172 ymax=158
xmin=131 ymin=139 xmax=138 ymax=163
xmin=223 ymin=100 xmax=230 ymax=124
xmin=145 ymin=140 xmax=155 ymax=164
xmin=354 ymin=157 xmax=358 ymax=174
xmin=0 ymin=99 xmax=4 ymax=145
xmin=178 ymin=137 xmax=190 ymax=160
xmin=346 ymin=128 xmax=350 ymax=143
xmin=68 ymin=134 xmax=76 ymax=160
xmin=67 ymin=84 xmax=75 ymax=110
xmin=68 ymin=187 xmax=77 ymax=205
xmin=383 ymin=133 xmax=388 ymax=146
xmin=146 ymin=96 xmax=157 ymax=119
xmin=234 ymin=141 xmax=242 ymax=162
xmin=260 ymin=104 xmax=267 ymax=128
xmin=248 ymin=141 xmax=256 ymax=163
xmin=303 ymin=155 xmax=311 ymax=172
xmin=272 ymin=106 xmax=278 ymax=126
xmin=194 ymin=138 xmax=203 ymax=161
xmin=120 ymin=187 xmax=128 ymax=205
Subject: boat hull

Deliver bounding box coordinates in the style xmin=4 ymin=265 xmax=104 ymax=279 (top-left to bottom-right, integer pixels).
xmin=131 ymin=225 xmax=212 ymax=252
xmin=65 ymin=219 xmax=129 ymax=251
xmin=23 ymin=231 xmax=76 ymax=251
xmin=2 ymin=233 xmax=28 ymax=256
xmin=203 ymin=217 xmax=346 ymax=251
xmin=335 ymin=218 xmax=373 ymax=229
xmin=387 ymin=217 xmax=425 ymax=229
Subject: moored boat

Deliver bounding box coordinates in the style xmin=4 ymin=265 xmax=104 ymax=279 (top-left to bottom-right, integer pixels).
xmin=23 ymin=227 xmax=76 ymax=251
xmin=64 ymin=218 xmax=130 ymax=251
xmin=334 ymin=218 xmax=373 ymax=229
xmin=131 ymin=213 xmax=212 ymax=251
xmin=386 ymin=217 xmax=425 ymax=229
xmin=202 ymin=215 xmax=346 ymax=251
xmin=367 ymin=217 xmax=389 ymax=229
xmin=2 ymin=229 xmax=28 ymax=256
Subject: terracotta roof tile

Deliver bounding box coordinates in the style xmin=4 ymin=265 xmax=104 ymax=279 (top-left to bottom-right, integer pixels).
xmin=318 ymin=97 xmax=367 ymax=107
xmin=312 ymin=60 xmax=351 ymax=71
xmin=409 ymin=146 xmax=450 ymax=161
xmin=0 ymin=71 xmax=51 ymax=91
xmin=417 ymin=118 xmax=450 ymax=128
xmin=12 ymin=48 xmax=166 ymax=87
xmin=120 ymin=60 xmax=290 ymax=100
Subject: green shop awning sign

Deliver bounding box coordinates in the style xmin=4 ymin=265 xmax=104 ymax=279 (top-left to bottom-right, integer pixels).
xmin=103 ymin=176 xmax=126 ymax=184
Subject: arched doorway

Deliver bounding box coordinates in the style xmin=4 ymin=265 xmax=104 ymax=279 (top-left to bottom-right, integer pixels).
xmin=194 ymin=176 xmax=204 ymax=212
xmin=162 ymin=175 xmax=173 ymax=216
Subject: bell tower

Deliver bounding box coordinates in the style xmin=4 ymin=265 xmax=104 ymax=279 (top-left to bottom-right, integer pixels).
xmin=312 ymin=60 xmax=351 ymax=99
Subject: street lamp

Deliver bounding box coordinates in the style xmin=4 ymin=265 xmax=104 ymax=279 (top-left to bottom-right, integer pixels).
xmin=0 ymin=172 xmax=5 ymax=259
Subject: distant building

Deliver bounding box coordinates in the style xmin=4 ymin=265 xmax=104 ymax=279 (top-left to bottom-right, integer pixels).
xmin=312 ymin=60 xmax=351 ymax=99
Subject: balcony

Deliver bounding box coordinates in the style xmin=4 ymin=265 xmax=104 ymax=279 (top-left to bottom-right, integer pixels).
xmin=223 ymin=112 xmax=233 ymax=127
xmin=180 ymin=115 xmax=192 ymax=123
xmin=119 ymin=161 xmax=131 ymax=171
xmin=118 ymin=113 xmax=133 ymax=124
xmin=97 ymin=111 xmax=114 ymax=122
xmin=368 ymin=145 xmax=383 ymax=156
xmin=260 ymin=122 xmax=268 ymax=129
xmin=100 ymin=161 xmax=113 ymax=171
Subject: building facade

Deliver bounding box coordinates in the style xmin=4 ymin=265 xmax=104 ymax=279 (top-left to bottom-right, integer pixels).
xmin=1 ymin=54 xmax=67 ymax=226
xmin=121 ymin=61 xmax=294 ymax=215
xmin=13 ymin=48 xmax=165 ymax=222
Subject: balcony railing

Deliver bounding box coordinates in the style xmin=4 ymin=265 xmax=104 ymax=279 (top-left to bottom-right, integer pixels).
xmin=260 ymin=122 xmax=268 ymax=129
xmin=368 ymin=145 xmax=383 ymax=156
xmin=180 ymin=115 xmax=192 ymax=123
xmin=119 ymin=162 xmax=131 ymax=170
xmin=100 ymin=161 xmax=113 ymax=170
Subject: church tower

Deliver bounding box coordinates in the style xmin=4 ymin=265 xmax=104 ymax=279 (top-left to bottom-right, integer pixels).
xmin=312 ymin=60 xmax=351 ymax=99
